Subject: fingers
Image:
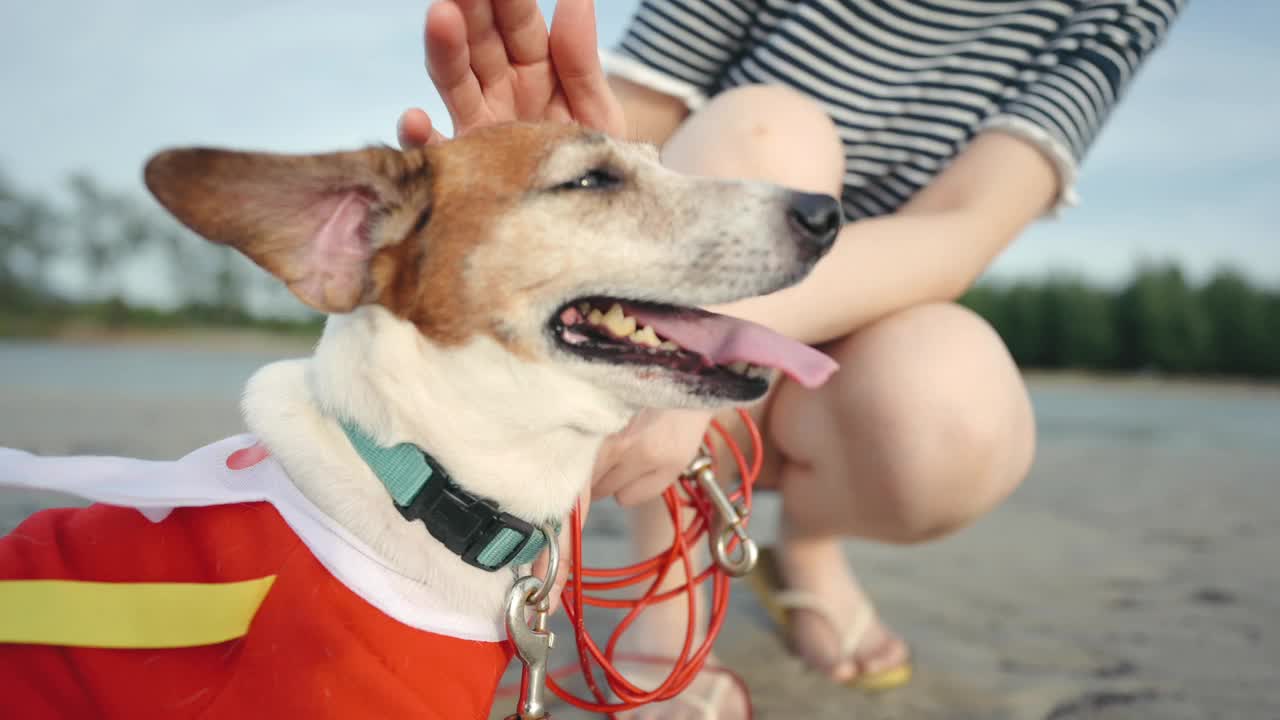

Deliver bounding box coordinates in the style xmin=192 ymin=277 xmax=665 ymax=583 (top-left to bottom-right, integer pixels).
xmin=452 ymin=0 xmax=515 ymax=89
xmin=614 ymin=469 xmax=680 ymax=507
xmin=425 ymin=3 xmax=469 ymax=88
xmin=591 ymin=443 xmax=684 ymax=506
xmin=492 ymin=0 xmax=551 ymax=66
xmin=396 ymin=108 xmax=448 ymax=148
xmin=426 ymin=1 xmax=491 ymax=131
xmin=549 ymin=0 xmax=625 ymax=136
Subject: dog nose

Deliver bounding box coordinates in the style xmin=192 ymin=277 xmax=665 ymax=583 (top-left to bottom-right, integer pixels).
xmin=787 ymin=192 xmax=842 ymax=256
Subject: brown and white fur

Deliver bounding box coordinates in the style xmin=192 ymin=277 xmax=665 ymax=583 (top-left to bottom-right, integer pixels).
xmin=144 ymin=122 xmax=838 ymax=626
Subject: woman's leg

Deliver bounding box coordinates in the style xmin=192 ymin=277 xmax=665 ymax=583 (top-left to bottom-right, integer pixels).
xmin=767 ymin=300 xmax=1035 ymax=678
xmin=620 ymin=84 xmax=1036 ymax=713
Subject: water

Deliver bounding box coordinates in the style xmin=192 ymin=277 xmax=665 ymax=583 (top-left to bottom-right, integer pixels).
xmin=0 ymin=338 xmax=296 ymax=400
xmin=3 ymin=339 xmax=1277 ymax=451
xmin=1028 ymin=379 xmax=1280 ymax=452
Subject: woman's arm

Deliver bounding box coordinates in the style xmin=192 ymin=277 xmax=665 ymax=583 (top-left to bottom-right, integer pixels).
xmin=712 ymin=132 xmax=1059 ymax=345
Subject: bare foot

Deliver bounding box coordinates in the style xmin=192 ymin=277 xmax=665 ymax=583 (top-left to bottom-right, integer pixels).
xmin=616 ymin=494 xmax=751 ymax=718
xmin=613 ymin=590 xmax=750 ymax=719
xmin=613 ymin=652 xmax=750 ymax=720
xmin=776 ymin=538 xmax=910 ymax=683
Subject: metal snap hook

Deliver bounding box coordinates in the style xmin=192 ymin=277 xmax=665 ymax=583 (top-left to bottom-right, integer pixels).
xmin=711 ymin=502 xmax=759 ymax=577
xmin=686 ymin=454 xmax=759 ymax=577
xmin=504 ymin=575 xmax=554 ymax=719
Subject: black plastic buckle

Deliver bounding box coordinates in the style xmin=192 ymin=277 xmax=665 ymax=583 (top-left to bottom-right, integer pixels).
xmin=396 ymin=453 xmax=536 ymax=572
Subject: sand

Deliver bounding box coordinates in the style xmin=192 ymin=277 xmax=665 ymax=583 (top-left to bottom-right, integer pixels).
xmin=2 ymin=342 xmax=1276 ymax=719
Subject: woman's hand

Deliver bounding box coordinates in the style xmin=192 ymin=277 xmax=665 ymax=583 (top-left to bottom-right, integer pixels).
xmin=591 ymin=408 xmax=714 ymax=507
xmin=397 ymin=0 xmax=625 ymax=148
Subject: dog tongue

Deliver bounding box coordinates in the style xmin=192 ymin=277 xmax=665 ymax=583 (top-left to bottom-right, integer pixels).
xmin=629 ymin=309 xmax=838 ymax=389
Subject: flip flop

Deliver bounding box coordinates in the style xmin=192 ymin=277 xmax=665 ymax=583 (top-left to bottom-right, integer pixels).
xmin=609 ymin=654 xmax=754 ymax=720
xmin=745 ymin=546 xmax=912 ymax=691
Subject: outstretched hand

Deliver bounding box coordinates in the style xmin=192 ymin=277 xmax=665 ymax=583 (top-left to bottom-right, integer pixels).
xmin=397 ymin=0 xmax=625 ymax=148
xmin=591 ymin=408 xmax=714 ymax=506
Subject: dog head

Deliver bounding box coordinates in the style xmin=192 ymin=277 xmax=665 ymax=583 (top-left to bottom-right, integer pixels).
xmin=144 ymin=123 xmax=840 ymax=410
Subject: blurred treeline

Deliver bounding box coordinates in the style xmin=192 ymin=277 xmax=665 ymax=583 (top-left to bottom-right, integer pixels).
xmin=960 ymin=267 xmax=1280 ymax=378
xmin=0 ymin=168 xmax=321 ymax=337
xmin=2 ymin=168 xmax=1278 ymax=378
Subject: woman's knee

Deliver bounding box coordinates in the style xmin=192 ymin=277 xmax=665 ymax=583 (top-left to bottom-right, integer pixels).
xmin=663 ymin=84 xmax=844 ymax=196
xmin=848 ymin=304 xmax=1035 ymax=542
xmin=774 ymin=303 xmax=1036 ymax=544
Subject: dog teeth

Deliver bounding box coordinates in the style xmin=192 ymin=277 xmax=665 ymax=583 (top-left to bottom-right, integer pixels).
xmin=611 ymin=316 xmax=638 ymax=338
xmin=724 ymin=361 xmax=770 ymax=379
xmin=630 ymin=326 xmax=661 ymax=348
xmin=583 ymin=302 xmax=640 ymax=338
xmin=577 ymin=302 xmax=686 ymax=352
xmin=601 ymin=303 xmax=635 ymax=337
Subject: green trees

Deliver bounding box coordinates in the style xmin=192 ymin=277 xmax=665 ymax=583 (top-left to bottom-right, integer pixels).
xmin=1200 ymin=269 xmax=1279 ymax=376
xmin=0 ymin=170 xmax=57 ymax=307
xmin=961 ymin=264 xmax=1280 ymax=378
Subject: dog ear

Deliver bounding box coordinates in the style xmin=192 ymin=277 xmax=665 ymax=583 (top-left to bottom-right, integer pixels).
xmin=144 ymin=146 xmax=429 ymax=313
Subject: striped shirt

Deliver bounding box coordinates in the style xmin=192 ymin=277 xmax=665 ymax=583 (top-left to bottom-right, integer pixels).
xmin=604 ymin=0 xmax=1184 ymax=219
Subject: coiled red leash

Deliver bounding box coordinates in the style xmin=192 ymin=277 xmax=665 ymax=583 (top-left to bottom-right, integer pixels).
xmin=503 ymin=410 xmax=762 ymax=719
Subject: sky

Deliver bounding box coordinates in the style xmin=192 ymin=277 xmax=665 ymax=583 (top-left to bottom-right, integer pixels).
xmin=2 ymin=0 xmax=1277 ymax=294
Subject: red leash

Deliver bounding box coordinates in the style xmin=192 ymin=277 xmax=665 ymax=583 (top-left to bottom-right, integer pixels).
xmin=503 ymin=410 xmax=762 ymax=718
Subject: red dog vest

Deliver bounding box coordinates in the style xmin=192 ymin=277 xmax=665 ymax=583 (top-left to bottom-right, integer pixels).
xmin=0 ymin=436 xmax=513 ymax=720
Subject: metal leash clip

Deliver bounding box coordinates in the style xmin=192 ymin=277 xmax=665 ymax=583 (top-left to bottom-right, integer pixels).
xmin=504 ymin=524 xmax=559 ymax=720
xmin=685 ymin=452 xmax=759 ymax=577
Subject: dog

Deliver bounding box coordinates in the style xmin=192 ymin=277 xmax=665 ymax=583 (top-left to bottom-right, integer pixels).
xmin=0 ymin=121 xmax=840 ymax=719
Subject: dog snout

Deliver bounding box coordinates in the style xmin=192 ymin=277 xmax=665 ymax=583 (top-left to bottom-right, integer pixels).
xmin=787 ymin=192 xmax=842 ymax=258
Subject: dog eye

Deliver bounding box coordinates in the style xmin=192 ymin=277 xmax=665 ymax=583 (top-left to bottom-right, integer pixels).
xmin=558 ymin=169 xmax=620 ymax=191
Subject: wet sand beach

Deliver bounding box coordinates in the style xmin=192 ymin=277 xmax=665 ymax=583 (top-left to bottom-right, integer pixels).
xmin=2 ymin=339 xmax=1276 ymax=719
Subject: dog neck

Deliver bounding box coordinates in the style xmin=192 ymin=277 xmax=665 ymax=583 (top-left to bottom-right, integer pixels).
xmin=241 ymin=305 xmax=634 ymax=621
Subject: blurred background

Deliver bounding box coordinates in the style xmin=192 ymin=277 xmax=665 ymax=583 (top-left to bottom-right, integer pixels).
xmin=1 ymin=2 xmax=1277 ymax=719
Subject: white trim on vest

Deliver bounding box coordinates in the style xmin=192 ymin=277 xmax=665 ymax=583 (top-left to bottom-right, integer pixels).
xmin=0 ymin=436 xmax=504 ymax=643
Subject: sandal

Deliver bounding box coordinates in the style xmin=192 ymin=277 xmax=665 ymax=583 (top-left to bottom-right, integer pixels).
xmin=745 ymin=546 xmax=912 ymax=690
xmin=610 ymin=654 xmax=753 ymax=720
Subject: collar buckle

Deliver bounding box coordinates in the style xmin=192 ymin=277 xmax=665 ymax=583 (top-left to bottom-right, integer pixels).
xmin=339 ymin=420 xmax=546 ymax=573
xmin=398 ymin=455 xmax=539 ymax=572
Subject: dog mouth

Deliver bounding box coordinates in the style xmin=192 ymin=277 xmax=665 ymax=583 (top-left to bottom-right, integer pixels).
xmin=550 ymin=297 xmax=838 ymax=397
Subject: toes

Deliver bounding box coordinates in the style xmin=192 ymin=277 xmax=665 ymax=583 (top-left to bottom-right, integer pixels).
xmin=790 ymin=609 xmax=910 ymax=683
xmin=827 ymin=658 xmax=857 ymax=683
xmin=858 ymin=631 xmax=910 ymax=676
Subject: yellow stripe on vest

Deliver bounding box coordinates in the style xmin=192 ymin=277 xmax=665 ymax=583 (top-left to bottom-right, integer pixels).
xmin=0 ymin=576 xmax=276 ymax=649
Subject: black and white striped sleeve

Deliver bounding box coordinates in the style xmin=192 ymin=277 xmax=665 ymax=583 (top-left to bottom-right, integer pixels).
xmin=980 ymin=0 xmax=1186 ymax=208
xmin=604 ymin=0 xmax=776 ymax=110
